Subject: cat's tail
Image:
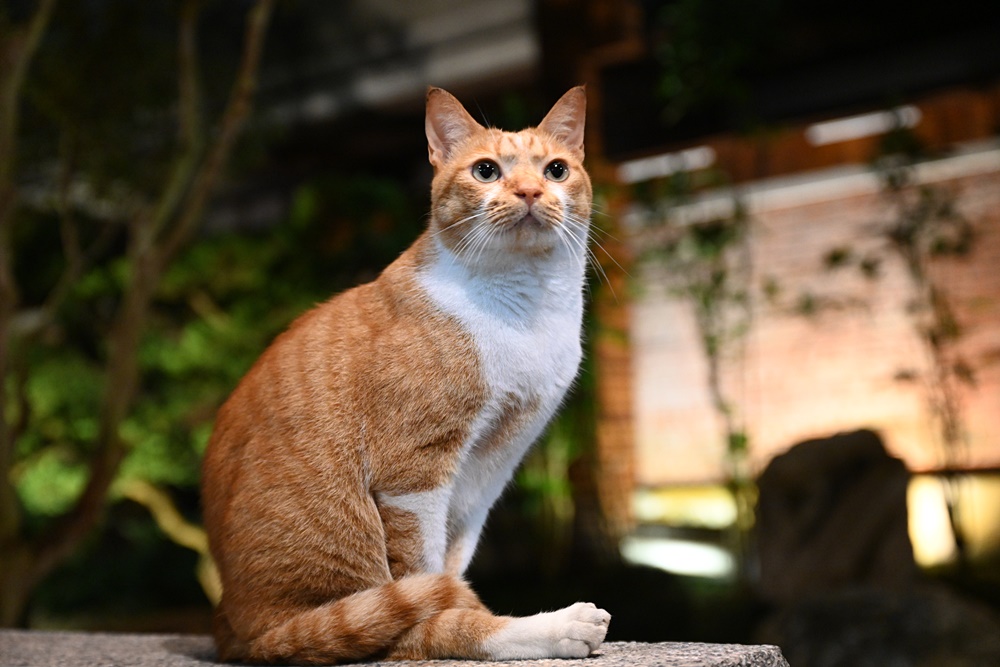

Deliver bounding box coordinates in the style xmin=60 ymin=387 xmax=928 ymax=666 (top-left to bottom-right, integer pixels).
xmin=225 ymin=573 xmax=483 ymax=664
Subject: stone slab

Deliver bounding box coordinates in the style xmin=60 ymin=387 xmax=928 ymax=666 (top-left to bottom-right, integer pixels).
xmin=0 ymin=630 xmax=788 ymax=667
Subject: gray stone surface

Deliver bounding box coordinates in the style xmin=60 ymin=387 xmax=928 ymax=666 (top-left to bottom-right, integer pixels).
xmin=0 ymin=630 xmax=788 ymax=667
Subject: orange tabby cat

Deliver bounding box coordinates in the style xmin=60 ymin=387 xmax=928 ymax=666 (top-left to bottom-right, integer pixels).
xmin=201 ymin=86 xmax=610 ymax=664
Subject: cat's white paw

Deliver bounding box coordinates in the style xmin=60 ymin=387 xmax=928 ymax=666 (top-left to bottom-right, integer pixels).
xmin=484 ymin=602 xmax=611 ymax=660
xmin=549 ymin=602 xmax=612 ymax=658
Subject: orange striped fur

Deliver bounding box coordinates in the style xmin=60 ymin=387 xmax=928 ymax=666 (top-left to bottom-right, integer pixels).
xmin=201 ymin=86 xmax=610 ymax=664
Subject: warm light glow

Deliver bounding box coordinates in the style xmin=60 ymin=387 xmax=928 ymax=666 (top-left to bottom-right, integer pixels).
xmin=908 ymin=475 xmax=958 ymax=567
xmin=805 ymin=106 xmax=921 ymax=146
xmin=908 ymin=473 xmax=1000 ymax=567
xmin=633 ymin=486 xmax=737 ymax=529
xmin=617 ymin=146 xmax=716 ymax=184
xmin=621 ymin=535 xmax=735 ymax=579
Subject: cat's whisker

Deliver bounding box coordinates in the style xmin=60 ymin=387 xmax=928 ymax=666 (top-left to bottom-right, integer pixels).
xmin=552 ymin=221 xmax=615 ymax=299
xmin=588 ymin=247 xmax=615 ymax=295
xmin=555 ymin=212 xmax=600 ymax=261
xmin=452 ymin=207 xmax=497 ymax=255
xmin=581 ymin=246 xmax=616 ymax=301
xmin=561 ymin=211 xmax=628 ymax=277
xmin=588 ymin=225 xmax=622 ymax=244
xmin=555 ymin=222 xmax=588 ymax=258
xmin=454 ymin=221 xmax=493 ymax=258
xmin=454 ymin=214 xmax=501 ymax=264
xmin=473 ymin=222 xmax=505 ymax=266
xmin=433 ymin=211 xmax=485 ymax=237
xmin=550 ymin=223 xmax=575 ymax=260
xmin=587 ymin=232 xmax=629 ymax=279
xmin=557 ymin=214 xmax=622 ymax=295
xmin=565 ymin=208 xmax=621 ymax=244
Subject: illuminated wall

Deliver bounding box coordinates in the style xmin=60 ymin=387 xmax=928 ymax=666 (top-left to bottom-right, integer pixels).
xmin=631 ymin=143 xmax=1000 ymax=486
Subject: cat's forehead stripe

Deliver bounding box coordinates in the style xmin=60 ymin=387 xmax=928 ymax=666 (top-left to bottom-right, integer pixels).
xmin=500 ymin=132 xmax=543 ymax=152
xmin=494 ymin=132 xmax=549 ymax=166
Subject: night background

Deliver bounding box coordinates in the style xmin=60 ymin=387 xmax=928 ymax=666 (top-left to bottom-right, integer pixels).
xmin=2 ymin=1 xmax=1000 ymax=665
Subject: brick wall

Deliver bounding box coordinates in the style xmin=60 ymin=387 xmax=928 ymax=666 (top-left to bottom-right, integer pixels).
xmin=630 ymin=144 xmax=1000 ymax=484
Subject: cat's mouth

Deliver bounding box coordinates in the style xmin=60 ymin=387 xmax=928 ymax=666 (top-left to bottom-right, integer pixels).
xmin=510 ymin=212 xmax=547 ymax=230
xmin=489 ymin=210 xmax=560 ymax=254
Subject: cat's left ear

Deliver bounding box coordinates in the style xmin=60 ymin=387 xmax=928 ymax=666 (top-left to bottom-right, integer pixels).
xmin=426 ymin=87 xmax=483 ymax=169
xmin=538 ymin=86 xmax=587 ymax=159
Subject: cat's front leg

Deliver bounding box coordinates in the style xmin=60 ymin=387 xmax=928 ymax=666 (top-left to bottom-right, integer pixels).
xmin=385 ymin=600 xmax=611 ymax=661
xmin=482 ymin=602 xmax=612 ymax=660
xmin=443 ymin=505 xmax=489 ymax=575
xmin=376 ymin=485 xmax=453 ymax=575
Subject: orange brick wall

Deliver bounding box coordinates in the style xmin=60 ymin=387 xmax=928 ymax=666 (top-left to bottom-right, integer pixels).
xmin=630 ymin=149 xmax=1000 ymax=485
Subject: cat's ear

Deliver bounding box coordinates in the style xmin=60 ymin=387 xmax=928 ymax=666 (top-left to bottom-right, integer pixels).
xmin=538 ymin=86 xmax=587 ymax=159
xmin=426 ymin=87 xmax=483 ymax=169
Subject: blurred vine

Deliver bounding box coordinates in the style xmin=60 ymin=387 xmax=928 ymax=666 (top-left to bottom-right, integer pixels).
xmin=635 ymin=173 xmax=757 ymax=579
xmin=823 ymin=123 xmax=977 ymax=566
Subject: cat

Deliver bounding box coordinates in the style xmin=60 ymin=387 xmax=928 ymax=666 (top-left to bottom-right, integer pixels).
xmin=201 ymin=85 xmax=610 ymax=664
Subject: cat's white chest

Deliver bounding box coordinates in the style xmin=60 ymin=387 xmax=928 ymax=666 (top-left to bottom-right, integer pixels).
xmin=418 ymin=243 xmax=584 ymax=411
xmin=408 ymin=240 xmax=586 ymax=572
xmin=464 ymin=275 xmax=583 ymax=402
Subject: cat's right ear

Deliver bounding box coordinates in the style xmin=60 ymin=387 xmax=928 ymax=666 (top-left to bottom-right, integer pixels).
xmin=426 ymin=87 xmax=483 ymax=170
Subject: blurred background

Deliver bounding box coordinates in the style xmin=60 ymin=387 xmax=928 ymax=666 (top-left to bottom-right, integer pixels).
xmin=2 ymin=0 xmax=999 ymax=665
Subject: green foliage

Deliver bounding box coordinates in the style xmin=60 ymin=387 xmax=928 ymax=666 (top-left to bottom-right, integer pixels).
xmin=653 ymin=210 xmax=752 ymax=368
xmin=10 ymin=170 xmax=423 ymax=582
xmin=15 ymin=449 xmax=88 ymax=518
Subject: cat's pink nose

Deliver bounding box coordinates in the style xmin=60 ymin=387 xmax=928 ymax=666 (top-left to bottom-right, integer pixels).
xmin=515 ymin=183 xmax=543 ymax=203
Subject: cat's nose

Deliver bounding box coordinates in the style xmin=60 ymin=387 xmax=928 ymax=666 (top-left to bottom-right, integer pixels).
xmin=514 ymin=183 xmax=543 ymax=203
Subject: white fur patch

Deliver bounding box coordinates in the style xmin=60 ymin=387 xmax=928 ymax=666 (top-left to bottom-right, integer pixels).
xmin=417 ymin=234 xmax=587 ymax=573
xmin=376 ymin=485 xmax=453 ymax=573
xmin=483 ymin=602 xmax=611 ymax=660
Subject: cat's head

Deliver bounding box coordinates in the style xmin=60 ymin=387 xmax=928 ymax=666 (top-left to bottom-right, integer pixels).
xmin=425 ymin=87 xmax=592 ymax=266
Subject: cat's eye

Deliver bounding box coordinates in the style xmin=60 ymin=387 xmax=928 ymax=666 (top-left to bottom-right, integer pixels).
xmin=544 ymin=160 xmax=569 ymax=182
xmin=472 ymin=160 xmax=501 ymax=183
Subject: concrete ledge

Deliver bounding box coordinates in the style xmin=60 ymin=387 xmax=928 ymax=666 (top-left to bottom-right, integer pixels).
xmin=0 ymin=630 xmax=788 ymax=666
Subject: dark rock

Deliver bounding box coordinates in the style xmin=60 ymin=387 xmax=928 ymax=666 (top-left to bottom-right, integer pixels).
xmin=756 ymin=585 xmax=1000 ymax=667
xmin=755 ymin=429 xmax=918 ymax=603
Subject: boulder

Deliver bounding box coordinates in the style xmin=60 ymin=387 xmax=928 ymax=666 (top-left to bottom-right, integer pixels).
xmin=755 ymin=428 xmax=918 ymax=603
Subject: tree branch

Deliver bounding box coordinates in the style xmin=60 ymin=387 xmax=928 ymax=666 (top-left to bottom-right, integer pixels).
xmin=147 ymin=0 xmax=206 ymax=243
xmin=0 ymin=0 xmax=56 ymax=188
xmin=9 ymin=137 xmax=121 ymax=343
xmin=0 ymin=0 xmax=58 ymax=557
xmin=158 ymin=0 xmax=275 ymax=265
xmin=121 ymin=479 xmax=208 ymax=554
xmin=176 ymin=0 xmax=204 ymax=152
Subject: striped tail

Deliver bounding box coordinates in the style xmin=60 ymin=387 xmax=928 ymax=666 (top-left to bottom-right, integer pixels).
xmin=219 ymin=574 xmax=482 ymax=665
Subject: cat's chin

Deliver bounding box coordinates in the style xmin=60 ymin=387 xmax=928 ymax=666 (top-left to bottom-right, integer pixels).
xmin=500 ymin=215 xmax=562 ymax=253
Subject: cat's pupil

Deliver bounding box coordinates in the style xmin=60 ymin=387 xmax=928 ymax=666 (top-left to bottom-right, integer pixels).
xmin=545 ymin=161 xmax=567 ymax=181
xmin=475 ymin=162 xmax=498 ymax=181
